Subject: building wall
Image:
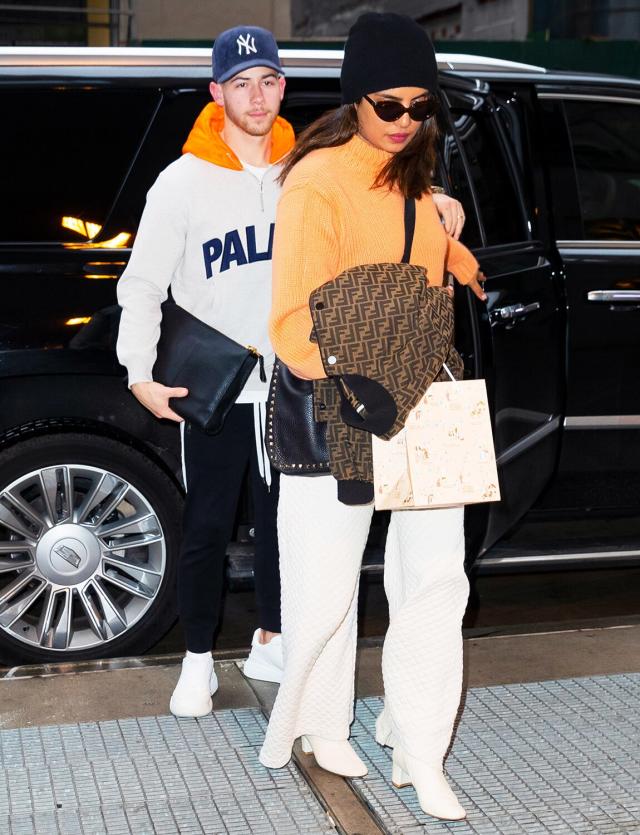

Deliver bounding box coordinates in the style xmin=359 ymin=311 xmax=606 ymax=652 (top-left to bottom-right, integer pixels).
xmin=532 ymin=0 xmax=640 ymax=40
xmin=0 ymin=0 xmax=88 ymax=46
xmin=132 ymin=0 xmax=292 ymax=42
xmin=291 ymin=0 xmax=531 ymax=40
xmin=462 ymin=0 xmax=530 ymax=40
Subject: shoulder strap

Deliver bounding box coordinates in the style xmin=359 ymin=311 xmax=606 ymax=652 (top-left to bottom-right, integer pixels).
xmin=401 ymin=197 xmax=416 ymax=263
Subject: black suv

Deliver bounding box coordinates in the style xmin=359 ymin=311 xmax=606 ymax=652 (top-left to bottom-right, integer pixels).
xmin=1 ymin=47 xmax=639 ymax=664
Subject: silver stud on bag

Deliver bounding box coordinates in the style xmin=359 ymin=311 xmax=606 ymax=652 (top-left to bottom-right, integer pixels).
xmin=327 ymin=355 xmax=337 ymax=365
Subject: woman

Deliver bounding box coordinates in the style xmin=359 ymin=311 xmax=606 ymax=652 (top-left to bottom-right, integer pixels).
xmin=259 ymin=12 xmax=486 ymax=822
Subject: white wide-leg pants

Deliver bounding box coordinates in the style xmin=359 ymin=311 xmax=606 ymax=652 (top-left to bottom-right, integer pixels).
xmin=259 ymin=473 xmax=469 ymax=769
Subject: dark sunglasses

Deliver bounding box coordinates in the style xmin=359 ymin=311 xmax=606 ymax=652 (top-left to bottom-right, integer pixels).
xmin=363 ymin=93 xmax=439 ymax=123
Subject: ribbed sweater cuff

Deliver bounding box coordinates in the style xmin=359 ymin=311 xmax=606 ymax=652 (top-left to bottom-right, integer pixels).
xmin=124 ymin=360 xmax=155 ymax=389
xmin=452 ymin=255 xmax=479 ymax=285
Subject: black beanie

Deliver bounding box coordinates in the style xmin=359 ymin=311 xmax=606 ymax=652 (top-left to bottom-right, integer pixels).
xmin=341 ymin=13 xmax=439 ymax=105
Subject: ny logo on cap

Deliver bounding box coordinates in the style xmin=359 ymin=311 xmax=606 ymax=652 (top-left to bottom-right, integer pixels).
xmin=237 ymin=33 xmax=257 ymax=56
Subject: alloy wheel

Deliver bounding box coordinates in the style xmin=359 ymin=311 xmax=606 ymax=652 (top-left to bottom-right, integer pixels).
xmin=0 ymin=464 xmax=167 ymax=653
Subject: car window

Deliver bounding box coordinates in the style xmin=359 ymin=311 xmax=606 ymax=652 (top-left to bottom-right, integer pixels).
xmin=444 ymin=89 xmax=527 ymax=247
xmin=280 ymin=92 xmax=341 ymax=134
xmin=109 ymin=87 xmax=342 ymax=242
xmin=110 ymin=90 xmax=211 ymax=237
xmin=564 ymin=98 xmax=640 ymax=241
xmin=0 ymin=88 xmax=159 ymax=244
xmin=440 ymin=126 xmax=483 ymax=249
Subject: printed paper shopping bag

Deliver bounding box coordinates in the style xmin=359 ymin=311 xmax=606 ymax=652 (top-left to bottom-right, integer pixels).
xmin=373 ymin=378 xmax=500 ymax=510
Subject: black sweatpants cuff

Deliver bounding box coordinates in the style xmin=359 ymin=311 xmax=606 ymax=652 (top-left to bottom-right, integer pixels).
xmin=258 ymin=607 xmax=282 ymax=634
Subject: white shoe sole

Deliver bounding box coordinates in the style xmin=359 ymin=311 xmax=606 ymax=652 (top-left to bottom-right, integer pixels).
xmin=242 ymin=657 xmax=282 ymax=684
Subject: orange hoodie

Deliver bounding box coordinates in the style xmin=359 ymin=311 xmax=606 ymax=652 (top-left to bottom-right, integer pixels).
xmin=182 ymin=102 xmax=295 ymax=169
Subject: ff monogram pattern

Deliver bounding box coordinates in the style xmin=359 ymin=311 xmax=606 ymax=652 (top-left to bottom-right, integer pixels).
xmin=310 ymin=263 xmax=463 ymax=486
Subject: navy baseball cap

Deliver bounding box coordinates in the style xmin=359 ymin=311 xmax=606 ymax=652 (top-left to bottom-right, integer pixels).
xmin=212 ymin=25 xmax=283 ymax=83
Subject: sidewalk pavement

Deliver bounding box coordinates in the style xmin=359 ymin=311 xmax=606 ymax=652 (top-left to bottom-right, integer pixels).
xmin=1 ymin=625 xmax=639 ymax=834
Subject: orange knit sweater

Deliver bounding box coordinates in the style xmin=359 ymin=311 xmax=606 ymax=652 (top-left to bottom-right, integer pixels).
xmin=269 ymin=133 xmax=479 ymax=380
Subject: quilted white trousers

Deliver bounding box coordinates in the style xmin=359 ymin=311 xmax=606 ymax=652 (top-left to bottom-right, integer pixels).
xmin=259 ymin=473 xmax=469 ymax=769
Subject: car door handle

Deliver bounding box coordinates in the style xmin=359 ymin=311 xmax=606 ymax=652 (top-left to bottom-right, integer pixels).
xmin=490 ymin=301 xmax=541 ymax=325
xmin=588 ymin=290 xmax=640 ymax=303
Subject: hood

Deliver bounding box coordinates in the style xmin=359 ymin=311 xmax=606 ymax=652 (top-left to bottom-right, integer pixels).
xmin=182 ymin=102 xmax=295 ymax=170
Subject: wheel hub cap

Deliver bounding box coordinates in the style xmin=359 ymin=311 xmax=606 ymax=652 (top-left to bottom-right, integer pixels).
xmin=36 ymin=524 xmax=101 ymax=585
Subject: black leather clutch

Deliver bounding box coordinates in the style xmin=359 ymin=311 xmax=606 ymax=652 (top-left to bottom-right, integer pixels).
xmin=266 ymin=358 xmax=330 ymax=474
xmin=153 ymin=298 xmax=263 ymax=434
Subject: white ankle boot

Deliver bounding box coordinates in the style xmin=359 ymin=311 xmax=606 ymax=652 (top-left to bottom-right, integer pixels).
xmin=392 ymin=747 xmax=466 ymax=821
xmin=169 ymin=651 xmax=218 ymax=718
xmin=301 ymin=735 xmax=368 ymax=778
xmin=375 ymin=710 xmax=394 ymax=747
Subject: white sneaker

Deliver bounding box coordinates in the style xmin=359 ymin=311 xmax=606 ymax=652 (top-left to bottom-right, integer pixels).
xmin=169 ymin=652 xmax=218 ymax=718
xmin=242 ymin=629 xmax=283 ymax=684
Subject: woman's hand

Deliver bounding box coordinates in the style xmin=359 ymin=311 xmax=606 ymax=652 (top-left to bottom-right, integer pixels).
xmin=467 ymin=270 xmax=487 ymax=302
xmin=432 ymin=192 xmax=466 ymax=240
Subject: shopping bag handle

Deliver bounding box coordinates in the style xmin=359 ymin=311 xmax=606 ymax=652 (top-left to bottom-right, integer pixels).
xmin=442 ymin=363 xmax=456 ymax=382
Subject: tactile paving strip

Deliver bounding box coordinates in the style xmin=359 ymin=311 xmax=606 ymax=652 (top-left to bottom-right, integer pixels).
xmin=0 ymin=708 xmax=334 ymax=835
xmin=350 ymin=673 xmax=640 ymax=834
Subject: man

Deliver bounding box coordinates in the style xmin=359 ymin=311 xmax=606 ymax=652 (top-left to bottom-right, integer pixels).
xmin=117 ymin=24 xmax=467 ymax=718
xmin=117 ymin=26 xmax=292 ymax=717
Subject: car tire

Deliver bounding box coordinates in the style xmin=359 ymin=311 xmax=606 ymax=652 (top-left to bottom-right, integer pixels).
xmin=0 ymin=433 xmax=183 ymax=665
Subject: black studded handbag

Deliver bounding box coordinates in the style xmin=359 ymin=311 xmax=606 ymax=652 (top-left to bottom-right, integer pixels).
xmin=266 ymin=358 xmax=330 ymax=474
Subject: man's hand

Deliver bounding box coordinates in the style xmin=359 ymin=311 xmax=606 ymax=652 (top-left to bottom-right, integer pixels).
xmin=432 ymin=192 xmax=466 ymax=240
xmin=467 ymin=269 xmax=487 ymax=302
xmin=131 ymin=381 xmax=188 ymax=422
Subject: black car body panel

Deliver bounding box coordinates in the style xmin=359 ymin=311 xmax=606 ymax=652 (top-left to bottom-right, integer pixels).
xmin=1 ymin=48 xmax=638 ymax=660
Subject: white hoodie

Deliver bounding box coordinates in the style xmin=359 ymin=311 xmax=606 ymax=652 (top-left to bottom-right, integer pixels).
xmin=116 ymin=102 xmax=295 ymax=401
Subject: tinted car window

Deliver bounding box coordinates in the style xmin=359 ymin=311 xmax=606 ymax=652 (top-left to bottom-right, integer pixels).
xmin=281 ymin=76 xmax=341 ymax=132
xmin=110 ymin=90 xmax=210 ymax=238
xmin=110 ymin=87 xmax=342 ymax=242
xmin=445 ymin=90 xmax=526 ymax=247
xmin=440 ymin=125 xmax=483 ymax=249
xmin=493 ymin=86 xmax=557 ymax=245
xmin=281 ymin=94 xmax=340 ymax=134
xmin=0 ymin=88 xmax=159 ymax=243
xmin=564 ymin=99 xmax=640 ymax=240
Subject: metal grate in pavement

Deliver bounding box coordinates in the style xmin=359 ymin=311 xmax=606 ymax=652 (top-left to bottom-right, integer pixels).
xmin=0 ymin=708 xmax=334 ymax=835
xmin=350 ymin=673 xmax=640 ymax=834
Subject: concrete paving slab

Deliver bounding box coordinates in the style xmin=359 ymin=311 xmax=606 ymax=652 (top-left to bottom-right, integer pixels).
xmin=0 ymin=662 xmax=258 ymax=731
xmin=463 ymin=623 xmax=640 ymax=688
xmin=354 ymin=623 xmax=640 ymax=698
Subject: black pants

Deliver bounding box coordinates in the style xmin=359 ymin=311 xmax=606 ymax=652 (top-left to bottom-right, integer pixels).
xmin=178 ymin=404 xmax=281 ymax=652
